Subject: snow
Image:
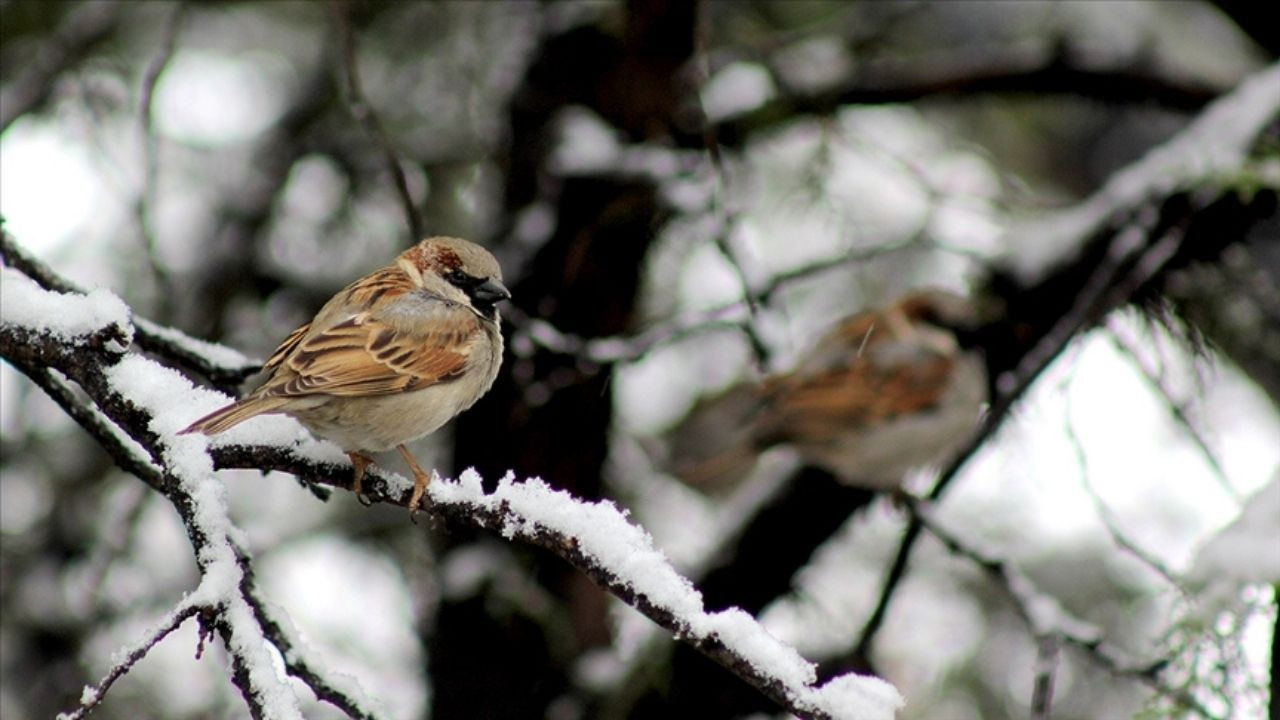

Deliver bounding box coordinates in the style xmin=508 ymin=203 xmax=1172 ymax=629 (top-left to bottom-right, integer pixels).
xmin=1009 ymin=62 xmax=1280 ymax=275
xmin=1 ymin=266 xmax=133 ymax=346
xmin=704 ymin=607 xmax=815 ymax=687
xmin=435 ymin=471 xmax=706 ymax=618
xmin=221 ymin=596 xmax=305 ymax=718
xmin=814 ymin=674 xmax=908 ymax=720
xmin=100 ymin=352 xmax=306 ymax=719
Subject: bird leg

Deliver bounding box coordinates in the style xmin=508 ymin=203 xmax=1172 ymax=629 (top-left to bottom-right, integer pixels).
xmin=396 ymin=444 xmax=433 ymax=515
xmin=348 ymin=452 xmax=375 ymax=506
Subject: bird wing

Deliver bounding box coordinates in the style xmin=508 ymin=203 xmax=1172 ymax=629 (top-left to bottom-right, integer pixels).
xmin=258 ymin=295 xmax=484 ymax=398
xmin=758 ymin=351 xmax=954 ymax=445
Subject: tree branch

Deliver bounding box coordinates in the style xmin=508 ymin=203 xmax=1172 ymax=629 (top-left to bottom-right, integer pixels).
xmin=0 ymin=1 xmax=124 ymax=132
xmin=715 ymin=39 xmax=1230 ymax=146
xmin=1 ymin=230 xmax=260 ymax=390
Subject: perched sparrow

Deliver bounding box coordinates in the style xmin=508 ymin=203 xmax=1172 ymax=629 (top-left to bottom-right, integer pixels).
xmin=669 ymin=289 xmax=988 ymax=491
xmin=182 ymin=236 xmax=510 ymax=511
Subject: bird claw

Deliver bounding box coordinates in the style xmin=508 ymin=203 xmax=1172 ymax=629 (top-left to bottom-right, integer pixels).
xmin=348 ymin=452 xmax=375 ymax=505
xmin=396 ymin=444 xmax=431 ymax=522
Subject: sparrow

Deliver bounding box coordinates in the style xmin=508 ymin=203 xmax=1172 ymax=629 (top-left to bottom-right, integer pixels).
xmin=181 ymin=236 xmax=510 ymax=512
xmin=669 ymin=289 xmax=988 ymax=491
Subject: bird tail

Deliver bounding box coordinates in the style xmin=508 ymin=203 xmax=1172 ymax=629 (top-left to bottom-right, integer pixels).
xmin=666 ymin=382 xmax=765 ymax=492
xmin=179 ymin=396 xmax=289 ymax=436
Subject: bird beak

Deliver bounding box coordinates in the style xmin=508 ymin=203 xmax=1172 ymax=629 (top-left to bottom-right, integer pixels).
xmin=473 ymin=278 xmax=511 ymax=304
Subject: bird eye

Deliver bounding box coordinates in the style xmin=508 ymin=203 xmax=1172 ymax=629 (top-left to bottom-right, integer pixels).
xmin=446 ymin=269 xmax=473 ymax=287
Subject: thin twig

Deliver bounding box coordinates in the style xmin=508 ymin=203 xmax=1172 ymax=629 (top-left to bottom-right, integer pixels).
xmin=57 ymin=605 xmax=202 ymax=720
xmin=507 ymin=235 xmax=941 ymax=366
xmin=907 ymin=497 xmax=1218 ymax=719
xmin=692 ymin=4 xmax=769 ymax=370
xmin=134 ymin=1 xmax=187 ymax=320
xmin=1062 ymin=380 xmax=1182 ymax=586
xmin=332 ymin=0 xmax=423 ymax=241
xmin=1030 ymin=636 xmax=1059 ymax=720
xmin=1105 ymin=324 xmax=1239 ymax=502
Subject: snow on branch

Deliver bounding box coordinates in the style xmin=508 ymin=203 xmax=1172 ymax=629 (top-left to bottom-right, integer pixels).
xmin=1 ymin=231 xmax=261 ymax=389
xmin=2 ymin=238 xmax=901 ymax=719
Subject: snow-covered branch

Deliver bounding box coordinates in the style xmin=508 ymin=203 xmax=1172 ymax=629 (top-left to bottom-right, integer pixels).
xmin=1 ymin=240 xmax=900 ymax=720
xmin=1 ymin=232 xmax=261 ymax=390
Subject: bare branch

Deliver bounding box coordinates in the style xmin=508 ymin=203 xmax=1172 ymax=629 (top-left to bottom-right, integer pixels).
xmin=691 ymin=10 xmax=770 ymax=370
xmin=332 ymin=0 xmax=423 ymax=241
xmin=1029 ymin=637 xmax=1059 ymax=720
xmin=134 ymin=1 xmax=188 ymax=316
xmin=715 ymin=39 xmax=1228 ymax=146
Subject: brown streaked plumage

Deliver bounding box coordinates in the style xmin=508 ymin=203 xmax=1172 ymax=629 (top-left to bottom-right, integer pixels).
xmin=182 ymin=236 xmax=510 ymax=512
xmin=670 ymin=289 xmax=987 ymax=491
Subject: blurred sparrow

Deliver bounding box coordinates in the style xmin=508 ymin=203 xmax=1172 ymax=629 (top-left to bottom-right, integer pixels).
xmin=670 ymin=289 xmax=987 ymax=491
xmin=182 ymin=236 xmax=510 ymax=511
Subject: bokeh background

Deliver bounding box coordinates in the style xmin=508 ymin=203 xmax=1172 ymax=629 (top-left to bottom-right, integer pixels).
xmin=1 ymin=1 xmax=1277 ymax=719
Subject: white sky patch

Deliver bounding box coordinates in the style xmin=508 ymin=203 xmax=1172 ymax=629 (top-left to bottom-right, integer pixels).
xmin=152 ymin=50 xmax=290 ymax=147
xmin=261 ymin=536 xmax=418 ymax=718
xmin=0 ymin=120 xmax=108 ymax=254
xmin=677 ymin=233 xmax=749 ymax=310
xmin=701 ymin=62 xmax=776 ymax=122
